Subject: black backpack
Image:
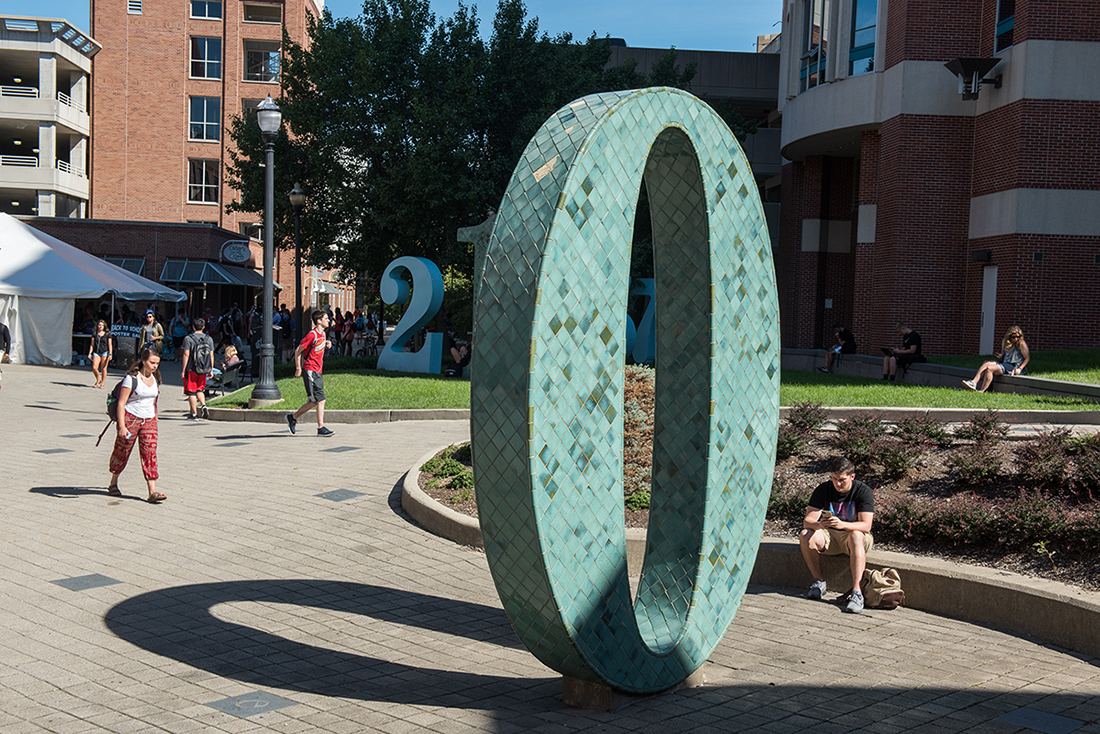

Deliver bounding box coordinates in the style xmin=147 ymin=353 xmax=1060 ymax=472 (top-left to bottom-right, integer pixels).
xmin=191 ymin=334 xmax=214 ymax=375
xmin=97 ymin=379 xmax=126 ymax=446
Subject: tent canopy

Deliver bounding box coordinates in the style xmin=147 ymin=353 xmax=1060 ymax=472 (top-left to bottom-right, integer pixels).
xmin=0 ymin=213 xmax=186 ymax=302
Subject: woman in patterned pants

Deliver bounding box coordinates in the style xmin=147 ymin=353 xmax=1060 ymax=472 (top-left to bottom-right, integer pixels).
xmin=108 ymin=347 xmax=165 ymax=503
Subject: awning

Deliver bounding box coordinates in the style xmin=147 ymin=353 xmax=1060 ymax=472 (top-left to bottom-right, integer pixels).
xmin=160 ymin=259 xmax=281 ymax=289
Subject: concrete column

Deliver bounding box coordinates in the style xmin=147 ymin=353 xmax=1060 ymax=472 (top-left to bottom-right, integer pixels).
xmin=37 ymin=191 xmax=56 ymax=217
xmin=71 ymin=136 xmax=87 ymax=176
xmin=38 ymin=53 xmax=56 ymax=103
xmin=38 ymin=122 xmax=56 ymax=171
xmin=70 ymin=71 xmax=88 ymax=112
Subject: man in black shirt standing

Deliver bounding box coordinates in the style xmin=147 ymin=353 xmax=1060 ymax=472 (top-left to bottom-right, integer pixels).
xmin=800 ymin=456 xmax=875 ymax=614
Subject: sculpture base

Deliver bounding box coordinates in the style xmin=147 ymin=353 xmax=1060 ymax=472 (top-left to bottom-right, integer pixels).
xmin=562 ymin=667 xmax=706 ymax=711
xmin=247 ymin=397 xmax=283 ymax=409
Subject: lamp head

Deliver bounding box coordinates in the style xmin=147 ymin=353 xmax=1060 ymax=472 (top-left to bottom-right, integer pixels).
xmin=256 ymin=95 xmax=282 ymax=141
xmin=288 ymin=182 xmax=307 ymax=209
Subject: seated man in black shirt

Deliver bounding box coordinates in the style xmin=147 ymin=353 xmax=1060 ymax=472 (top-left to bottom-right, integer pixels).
xmin=800 ymin=456 xmax=875 ymax=614
xmin=883 ymin=321 xmax=925 ymax=380
xmin=819 ymin=323 xmax=856 ymax=373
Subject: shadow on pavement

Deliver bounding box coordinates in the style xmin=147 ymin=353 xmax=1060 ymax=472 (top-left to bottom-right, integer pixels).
xmin=104 ymin=580 xmax=546 ymax=707
xmin=29 ymin=485 xmax=142 ymax=500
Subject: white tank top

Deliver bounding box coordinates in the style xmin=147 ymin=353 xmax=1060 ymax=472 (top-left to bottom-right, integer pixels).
xmin=122 ymin=372 xmax=159 ymax=419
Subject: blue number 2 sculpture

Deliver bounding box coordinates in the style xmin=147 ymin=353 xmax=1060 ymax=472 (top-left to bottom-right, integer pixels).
xmin=471 ymin=88 xmax=780 ymax=693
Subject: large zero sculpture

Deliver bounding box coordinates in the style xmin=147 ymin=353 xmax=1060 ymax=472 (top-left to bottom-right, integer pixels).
xmin=471 ymin=88 xmax=780 ymax=693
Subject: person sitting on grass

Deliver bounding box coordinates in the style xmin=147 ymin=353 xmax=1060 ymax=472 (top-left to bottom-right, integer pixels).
xmin=818 ymin=323 xmax=856 ymax=374
xmin=800 ymin=456 xmax=875 ymax=614
xmin=964 ymin=326 xmax=1029 ymax=392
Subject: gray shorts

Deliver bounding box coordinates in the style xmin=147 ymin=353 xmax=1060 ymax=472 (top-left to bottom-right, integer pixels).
xmin=303 ymin=370 xmax=326 ymax=404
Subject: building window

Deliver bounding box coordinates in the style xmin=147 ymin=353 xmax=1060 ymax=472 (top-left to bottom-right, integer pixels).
xmin=995 ymin=0 xmax=1015 ymax=51
xmin=190 ymin=37 xmax=222 ymax=79
xmin=801 ymin=0 xmax=829 ymax=92
xmin=848 ymin=0 xmax=876 ymax=75
xmin=128 ymin=0 xmax=142 ymax=14
xmin=189 ymin=97 xmax=220 ymax=141
xmin=191 ymin=0 xmax=222 ymax=19
xmin=244 ymin=40 xmax=280 ymax=83
xmin=188 ymin=159 xmax=219 ymax=203
xmin=243 ymin=3 xmax=281 ymax=23
xmin=239 ymin=222 xmax=262 ymax=240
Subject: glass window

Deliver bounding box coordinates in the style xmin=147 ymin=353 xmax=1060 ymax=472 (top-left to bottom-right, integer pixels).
xmin=996 ymin=0 xmax=1015 ymax=51
xmin=189 ymin=97 xmax=220 ymax=141
xmin=800 ymin=0 xmax=829 ymax=92
xmin=244 ymin=40 xmax=280 ymax=83
xmin=191 ymin=0 xmax=222 ymax=19
xmin=190 ymin=37 xmax=222 ymax=79
xmin=188 ymin=159 xmax=219 ymax=203
xmin=243 ymin=3 xmax=281 ymax=23
xmin=849 ymin=0 xmax=876 ymax=76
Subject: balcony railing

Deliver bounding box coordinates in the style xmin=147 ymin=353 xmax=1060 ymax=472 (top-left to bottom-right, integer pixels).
xmin=56 ymin=160 xmax=86 ymax=177
xmin=57 ymin=91 xmax=87 ymax=113
xmin=1 ymin=85 xmax=39 ymax=98
xmin=0 ymin=155 xmax=38 ymax=167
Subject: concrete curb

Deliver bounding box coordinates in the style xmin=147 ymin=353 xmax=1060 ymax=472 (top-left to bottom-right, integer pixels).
xmin=403 ymin=445 xmax=1100 ymax=661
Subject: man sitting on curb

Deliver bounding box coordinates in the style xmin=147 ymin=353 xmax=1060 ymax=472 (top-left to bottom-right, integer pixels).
xmin=800 ymin=456 xmax=875 ymax=614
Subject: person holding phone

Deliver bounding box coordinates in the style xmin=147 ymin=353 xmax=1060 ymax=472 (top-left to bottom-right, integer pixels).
xmin=799 ymin=456 xmax=875 ymax=614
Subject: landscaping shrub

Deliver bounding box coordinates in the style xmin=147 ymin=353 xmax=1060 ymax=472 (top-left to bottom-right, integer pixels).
xmin=625 ymin=491 xmax=651 ymax=511
xmin=946 ymin=444 xmax=1002 ymax=486
xmin=776 ymin=422 xmax=809 ymax=460
xmin=831 ymin=413 xmax=886 ymax=466
xmin=767 ymin=476 xmax=810 ymax=530
xmin=873 ymin=438 xmax=920 ymax=480
xmin=787 ymin=400 xmax=828 ymax=434
xmin=893 ymin=414 xmax=952 ymax=448
xmin=623 ymin=364 xmax=655 ymax=506
xmin=1015 ymin=428 xmax=1073 ymax=491
xmin=953 ymin=409 xmax=1008 ymax=444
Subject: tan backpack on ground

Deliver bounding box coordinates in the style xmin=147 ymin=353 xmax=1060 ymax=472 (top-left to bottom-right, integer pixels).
xmin=861 ymin=568 xmax=905 ymax=609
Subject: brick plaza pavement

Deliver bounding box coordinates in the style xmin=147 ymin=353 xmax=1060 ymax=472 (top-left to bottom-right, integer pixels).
xmin=2 ymin=363 xmax=1100 ymax=733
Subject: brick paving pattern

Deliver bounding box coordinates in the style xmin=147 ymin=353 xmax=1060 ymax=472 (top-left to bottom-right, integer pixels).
xmin=2 ymin=363 xmax=1099 ymax=733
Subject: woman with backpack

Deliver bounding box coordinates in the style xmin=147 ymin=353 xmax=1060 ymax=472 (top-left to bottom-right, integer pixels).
xmin=107 ymin=346 xmax=166 ymax=503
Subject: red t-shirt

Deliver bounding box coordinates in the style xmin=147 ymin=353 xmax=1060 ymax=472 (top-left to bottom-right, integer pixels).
xmin=299 ymin=328 xmax=326 ymax=373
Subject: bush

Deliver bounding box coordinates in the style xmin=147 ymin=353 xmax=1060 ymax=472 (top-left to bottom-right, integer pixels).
xmin=1069 ymin=433 xmax=1100 ymax=502
xmin=831 ymin=413 xmax=886 ymax=466
xmin=947 ymin=445 xmax=1002 ymax=486
xmin=953 ymin=409 xmax=1008 ymax=444
xmin=873 ymin=438 xmax=919 ymax=480
xmin=452 ymin=442 xmax=472 ymax=465
xmin=776 ymin=422 xmax=809 ymax=460
xmin=767 ymin=476 xmax=810 ymax=529
xmin=787 ymin=401 xmax=828 ymax=435
xmin=893 ymin=414 xmax=952 ymax=448
xmin=625 ymin=490 xmax=651 ymax=511
xmin=1015 ymin=428 xmax=1073 ymax=491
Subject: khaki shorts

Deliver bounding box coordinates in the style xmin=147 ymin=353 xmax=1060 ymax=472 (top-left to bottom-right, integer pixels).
xmin=819 ymin=528 xmax=873 ymax=556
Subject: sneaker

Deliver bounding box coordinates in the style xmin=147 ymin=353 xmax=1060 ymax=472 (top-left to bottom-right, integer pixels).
xmin=845 ymin=589 xmax=865 ymax=614
xmin=317 ymin=426 xmax=334 ymax=437
xmin=963 ymin=379 xmax=977 ymax=391
xmin=807 ymin=579 xmax=827 ymax=600
xmin=285 ymin=413 xmax=297 ymax=434
xmin=200 ymin=404 xmax=209 ymax=419
xmin=187 ymin=413 xmax=199 ymax=420
xmin=817 ymin=367 xmax=830 ymax=373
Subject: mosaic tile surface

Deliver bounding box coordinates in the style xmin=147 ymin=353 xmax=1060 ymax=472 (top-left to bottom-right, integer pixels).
xmin=471 ymin=87 xmax=779 ymax=693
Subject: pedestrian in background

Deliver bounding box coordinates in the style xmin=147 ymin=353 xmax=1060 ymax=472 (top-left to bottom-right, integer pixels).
xmin=88 ymin=319 xmax=113 ymax=388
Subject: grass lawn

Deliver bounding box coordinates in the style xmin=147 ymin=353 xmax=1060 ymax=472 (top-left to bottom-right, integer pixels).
xmin=930 ymin=348 xmax=1100 ymax=385
xmin=209 ymin=361 xmax=1096 ymax=412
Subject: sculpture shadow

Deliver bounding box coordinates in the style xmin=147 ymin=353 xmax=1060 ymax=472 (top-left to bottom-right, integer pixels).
xmin=104 ymin=580 xmax=545 ymax=707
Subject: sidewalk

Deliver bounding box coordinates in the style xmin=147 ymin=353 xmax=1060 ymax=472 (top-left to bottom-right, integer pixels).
xmin=2 ymin=362 xmax=1099 ymax=733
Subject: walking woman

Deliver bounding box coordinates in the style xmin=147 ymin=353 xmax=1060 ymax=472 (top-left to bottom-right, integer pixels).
xmin=964 ymin=325 xmax=1030 ymax=392
xmin=88 ymin=319 xmax=113 ymax=388
xmin=107 ymin=346 xmax=166 ymax=503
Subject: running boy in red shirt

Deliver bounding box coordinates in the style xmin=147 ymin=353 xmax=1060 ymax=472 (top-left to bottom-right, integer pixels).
xmin=286 ymin=309 xmax=334 ymax=436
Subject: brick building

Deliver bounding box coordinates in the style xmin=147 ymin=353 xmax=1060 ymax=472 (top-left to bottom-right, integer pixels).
xmin=0 ymin=15 xmax=98 ymax=218
xmin=88 ymin=0 xmax=353 ymax=317
xmin=776 ymin=0 xmax=1100 ymax=354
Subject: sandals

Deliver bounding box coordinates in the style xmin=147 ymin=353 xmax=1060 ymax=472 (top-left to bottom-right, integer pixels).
xmin=147 ymin=492 xmax=167 ymax=504
xmin=107 ymin=484 xmax=122 ymax=497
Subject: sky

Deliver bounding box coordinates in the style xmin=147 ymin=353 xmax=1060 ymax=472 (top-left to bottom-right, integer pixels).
xmin=25 ymin=0 xmax=782 ymax=54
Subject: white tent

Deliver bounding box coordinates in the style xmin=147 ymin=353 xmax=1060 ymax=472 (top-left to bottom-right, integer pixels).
xmin=0 ymin=213 xmax=186 ymax=365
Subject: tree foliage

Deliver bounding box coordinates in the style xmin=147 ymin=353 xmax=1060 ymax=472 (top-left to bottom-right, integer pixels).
xmin=225 ymin=0 xmax=751 ymax=310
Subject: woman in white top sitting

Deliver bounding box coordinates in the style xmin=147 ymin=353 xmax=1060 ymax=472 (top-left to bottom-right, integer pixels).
xmin=107 ymin=347 xmax=166 ymax=503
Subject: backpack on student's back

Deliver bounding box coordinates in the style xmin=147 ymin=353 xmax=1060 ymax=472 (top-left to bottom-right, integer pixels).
xmin=355 ymin=315 xmax=366 ymax=331
xmin=192 ymin=334 xmax=215 ymax=375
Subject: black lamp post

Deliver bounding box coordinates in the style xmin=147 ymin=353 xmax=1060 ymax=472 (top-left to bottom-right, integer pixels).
xmin=249 ymin=95 xmax=282 ymax=405
xmin=288 ymin=182 xmax=306 ymax=345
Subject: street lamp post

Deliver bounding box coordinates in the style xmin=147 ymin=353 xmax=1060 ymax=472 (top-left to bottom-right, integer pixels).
xmin=249 ymin=95 xmax=282 ymax=405
xmin=288 ymin=182 xmax=306 ymax=345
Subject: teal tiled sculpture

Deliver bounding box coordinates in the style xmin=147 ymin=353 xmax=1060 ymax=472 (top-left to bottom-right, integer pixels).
xmin=471 ymin=88 xmax=779 ymax=694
